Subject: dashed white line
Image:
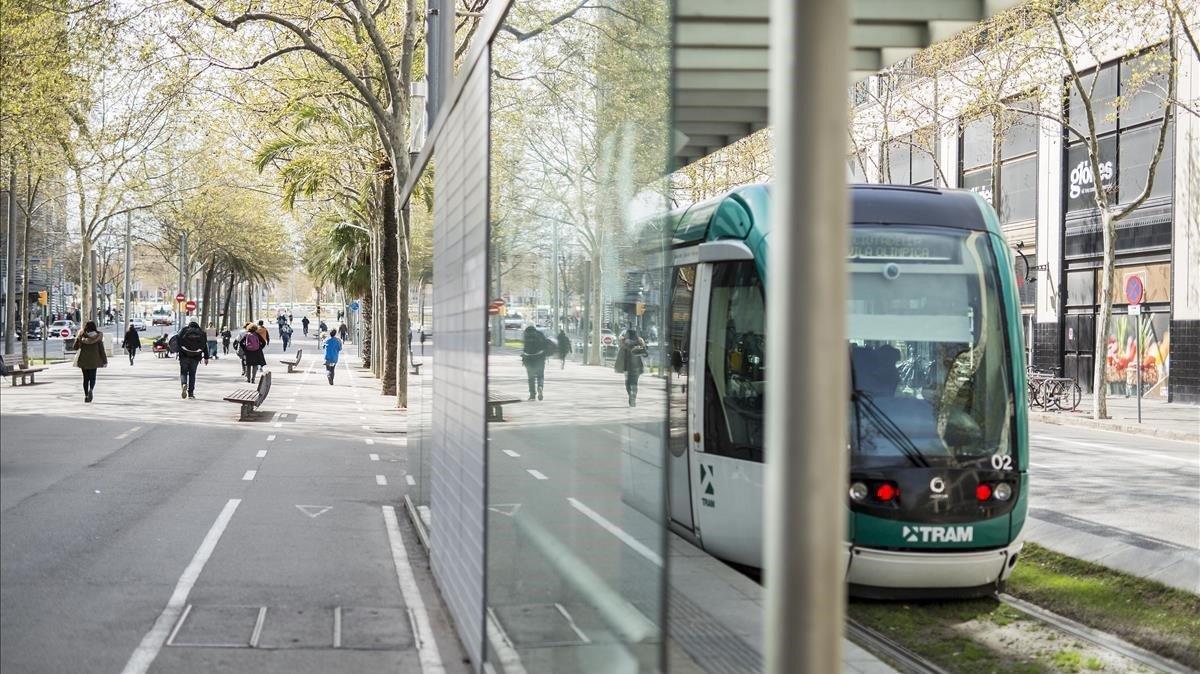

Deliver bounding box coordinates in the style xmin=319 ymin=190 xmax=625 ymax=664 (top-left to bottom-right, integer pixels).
xmin=567 ymin=497 xmax=663 ymax=567
xmin=120 ymin=499 xmax=241 ymax=674
xmin=376 ymin=475 xmax=388 ymax=486
xmin=370 ymin=453 xmax=380 ymax=462
xmin=405 ymin=475 xmax=416 ymax=486
xmin=527 ymin=469 xmax=548 ymax=481
xmin=503 ymin=450 xmax=521 ymax=458
xmin=273 ymin=423 xmax=282 ymax=429
xmin=242 ymin=470 xmax=257 ymax=481
xmin=256 ymin=450 xmax=268 ymax=459
xmin=382 ymin=506 xmax=444 ymax=673
xmin=364 ymin=438 xmax=375 ymax=445
xmin=115 ymin=426 xmax=142 ymax=440
xmin=267 ymin=434 xmax=276 ymax=442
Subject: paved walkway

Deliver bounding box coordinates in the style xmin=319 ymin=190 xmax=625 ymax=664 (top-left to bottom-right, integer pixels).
xmin=1029 ymin=394 xmax=1199 ymax=442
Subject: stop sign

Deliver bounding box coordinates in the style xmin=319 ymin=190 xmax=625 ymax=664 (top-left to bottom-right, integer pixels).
xmin=60 ymin=328 xmax=70 ymax=338
xmin=185 ymin=300 xmax=197 ymax=313
xmin=175 ymin=292 xmax=186 ymax=303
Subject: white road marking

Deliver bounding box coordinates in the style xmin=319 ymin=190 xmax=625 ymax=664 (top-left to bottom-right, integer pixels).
xmin=256 ymin=450 xmax=268 ymax=459
xmin=382 ymin=506 xmax=444 ymax=674
xmin=362 ymin=425 xmax=371 ymax=431
xmin=249 ymin=607 xmax=267 ymax=647
xmin=376 ymin=475 xmax=388 ymax=486
xmin=487 ymin=608 xmax=528 ymax=674
xmin=1031 ymin=435 xmax=1184 ymax=462
xmin=242 ymin=470 xmax=257 ymax=481
xmin=295 ymin=505 xmax=332 ymax=518
xmin=333 ymin=606 xmax=342 ymax=648
xmin=567 ymin=497 xmax=663 ymax=568
xmin=503 ymin=450 xmax=521 ymax=458
xmin=364 ymin=438 xmax=375 ymax=445
xmin=370 ymin=453 xmax=380 ymax=462
xmin=273 ymin=423 xmax=282 ymax=429
xmin=527 ymin=469 xmax=548 ymax=481
xmin=115 ymin=426 xmax=142 ymax=440
xmin=267 ymin=434 xmax=276 ymax=442
xmin=405 ymin=475 xmax=416 ymax=486
xmin=120 ymin=499 xmax=241 ymax=674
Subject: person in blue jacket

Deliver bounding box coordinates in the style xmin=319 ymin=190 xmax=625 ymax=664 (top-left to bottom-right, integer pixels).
xmin=323 ymin=331 xmax=343 ymax=385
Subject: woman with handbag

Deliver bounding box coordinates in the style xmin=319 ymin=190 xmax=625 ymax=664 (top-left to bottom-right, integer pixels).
xmin=615 ymin=328 xmax=648 ymax=407
xmin=73 ymin=321 xmax=108 ymax=402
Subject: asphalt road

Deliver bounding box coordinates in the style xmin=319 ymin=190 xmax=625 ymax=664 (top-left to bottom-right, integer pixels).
xmin=0 ymin=329 xmax=466 ymax=674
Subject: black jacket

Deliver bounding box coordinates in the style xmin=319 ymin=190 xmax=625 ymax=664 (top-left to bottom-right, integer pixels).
xmin=177 ymin=326 xmax=208 ymax=361
xmin=122 ymin=329 xmax=141 ymax=350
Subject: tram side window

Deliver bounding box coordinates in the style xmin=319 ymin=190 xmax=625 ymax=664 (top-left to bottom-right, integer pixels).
xmin=704 ymin=261 xmax=766 ymax=462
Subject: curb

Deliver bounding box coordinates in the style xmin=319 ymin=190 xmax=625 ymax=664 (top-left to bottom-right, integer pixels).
xmin=1028 ymin=410 xmax=1198 ymax=443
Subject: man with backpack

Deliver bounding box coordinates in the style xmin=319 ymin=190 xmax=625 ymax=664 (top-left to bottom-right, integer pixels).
xmin=176 ymin=321 xmax=210 ymax=399
xmin=280 ymin=321 xmax=293 ymax=351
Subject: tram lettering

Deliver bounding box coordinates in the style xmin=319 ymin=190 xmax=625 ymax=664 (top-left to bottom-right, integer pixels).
xmin=902 ymin=525 xmax=974 ymax=543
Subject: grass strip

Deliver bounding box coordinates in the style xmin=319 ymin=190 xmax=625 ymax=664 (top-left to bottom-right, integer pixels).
xmin=1007 ymin=542 xmax=1200 ymax=670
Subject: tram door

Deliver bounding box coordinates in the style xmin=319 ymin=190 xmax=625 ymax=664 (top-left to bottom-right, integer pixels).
xmin=667 ymin=265 xmax=697 ymax=532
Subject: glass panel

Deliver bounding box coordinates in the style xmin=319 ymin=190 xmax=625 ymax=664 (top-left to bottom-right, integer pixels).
xmin=487 ymin=0 xmax=670 ymax=670
xmin=911 ymin=142 xmax=935 ymax=186
xmin=1066 ymin=269 xmax=1095 ymax=307
xmin=961 ymin=167 xmax=993 ymax=206
xmin=999 ymin=156 xmax=1037 ymax=224
xmin=1118 ymin=121 xmax=1174 ymax=204
xmin=1120 ymin=47 xmax=1170 ymax=128
xmin=1068 ymin=64 xmax=1118 ymax=138
xmin=1065 ymin=136 xmax=1117 ymax=212
xmin=1001 ymin=99 xmax=1038 ymax=160
xmin=847 ymin=227 xmax=1014 ymax=470
xmin=409 ymin=166 xmax=435 ymax=523
xmin=961 ymin=116 xmax=993 ymax=171
xmin=703 ymin=261 xmax=765 ymax=462
xmin=1014 ymin=251 xmax=1037 ymax=307
xmin=887 ymin=138 xmax=910 ymax=184
xmin=667 ymin=266 xmax=695 ymax=530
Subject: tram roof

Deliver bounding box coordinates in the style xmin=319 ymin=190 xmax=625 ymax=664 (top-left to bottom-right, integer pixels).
xmin=673 ymin=0 xmax=1025 ymax=167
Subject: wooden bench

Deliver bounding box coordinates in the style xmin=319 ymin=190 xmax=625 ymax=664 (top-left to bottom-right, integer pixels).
xmin=411 ymin=361 xmax=422 ymax=375
xmin=279 ymin=349 xmax=303 ymax=373
xmin=1 ymin=354 xmax=46 ymax=386
xmin=487 ymin=391 xmax=522 ymax=422
xmin=223 ymin=371 xmax=272 ymax=421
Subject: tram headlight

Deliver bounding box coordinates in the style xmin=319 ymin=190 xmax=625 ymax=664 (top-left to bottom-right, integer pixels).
xmin=993 ymin=482 xmax=1013 ymax=502
xmin=849 ymin=482 xmax=868 ymax=502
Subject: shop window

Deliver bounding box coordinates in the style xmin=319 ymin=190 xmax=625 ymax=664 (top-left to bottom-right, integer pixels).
xmin=887 ymin=139 xmax=910 ymax=184
xmin=1066 ymin=269 xmax=1095 ymax=307
xmin=911 ymin=144 xmax=935 ymax=185
xmin=1000 ymin=156 xmax=1037 ymax=224
xmin=961 ymin=116 xmax=992 ymax=170
xmin=1120 ymin=46 xmax=1170 ymax=129
xmin=1068 ymin=64 xmax=1118 ymax=139
xmin=962 ymin=168 xmax=993 ymax=205
xmin=1118 ymin=120 xmax=1174 ymax=204
xmin=1001 ymin=99 xmax=1038 ymax=159
xmin=1065 ymin=136 xmax=1117 ymax=212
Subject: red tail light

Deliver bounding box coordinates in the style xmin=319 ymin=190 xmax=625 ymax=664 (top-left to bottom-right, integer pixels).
xmin=874 ymin=482 xmax=898 ymax=502
xmin=975 ymin=483 xmax=993 ymax=502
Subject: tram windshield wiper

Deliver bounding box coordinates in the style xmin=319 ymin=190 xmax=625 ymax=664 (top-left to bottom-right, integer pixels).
xmin=852 ymin=389 xmax=930 ymax=468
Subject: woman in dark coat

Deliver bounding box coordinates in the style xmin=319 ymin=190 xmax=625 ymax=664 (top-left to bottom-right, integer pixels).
xmin=73 ymin=321 xmax=108 ymax=402
xmin=556 ymin=327 xmax=571 ymax=369
xmin=614 ymin=328 xmax=647 ymax=407
xmin=238 ymin=323 xmax=268 ymax=383
xmin=121 ymin=325 xmax=141 ymax=365
xmin=521 ymin=325 xmax=550 ymax=400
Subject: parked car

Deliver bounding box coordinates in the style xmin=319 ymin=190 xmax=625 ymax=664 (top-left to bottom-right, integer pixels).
xmin=17 ymin=319 xmax=44 ymax=340
xmin=47 ymin=320 xmax=79 ymax=339
xmin=129 ymin=317 xmax=148 ymax=331
xmin=151 ymin=310 xmax=172 ymax=326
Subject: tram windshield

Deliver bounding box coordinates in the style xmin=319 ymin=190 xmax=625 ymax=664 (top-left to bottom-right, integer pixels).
xmin=848 ymin=225 xmax=1014 ymax=469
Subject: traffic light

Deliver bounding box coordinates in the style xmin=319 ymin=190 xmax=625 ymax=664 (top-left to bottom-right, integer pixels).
xmin=37 ymin=291 xmax=48 ymax=306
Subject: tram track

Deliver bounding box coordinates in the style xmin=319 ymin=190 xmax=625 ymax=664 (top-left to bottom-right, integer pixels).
xmin=845 ymin=617 xmax=950 ymax=674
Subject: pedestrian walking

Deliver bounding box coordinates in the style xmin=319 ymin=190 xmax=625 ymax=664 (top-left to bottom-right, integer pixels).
xmin=521 ymin=325 xmax=550 ymax=401
xmin=288 ymin=313 xmax=294 ymax=323
xmin=614 ymin=328 xmax=648 ymax=407
xmin=239 ymin=322 xmax=267 ymax=383
xmin=73 ymin=321 xmax=107 ymax=402
xmin=221 ymin=325 xmax=232 ymax=355
xmin=256 ymin=320 xmax=271 ymax=346
xmin=318 ymin=320 xmax=328 ymax=336
xmin=205 ymin=323 xmax=220 ymax=360
xmin=122 ymin=324 xmax=141 ymax=366
xmin=338 ymin=323 xmax=348 ymax=341
xmin=280 ymin=321 xmax=293 ymax=351
xmin=420 ymin=327 xmax=427 ymax=355
xmin=556 ymin=327 xmax=571 ymax=369
xmin=301 ymin=315 xmax=310 ymax=336
xmin=323 ymin=331 xmax=343 ymax=385
xmin=177 ymin=321 xmax=209 ymax=399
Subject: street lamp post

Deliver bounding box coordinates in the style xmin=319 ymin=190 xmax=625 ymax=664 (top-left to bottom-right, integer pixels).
xmin=124 ymin=212 xmax=132 ymax=330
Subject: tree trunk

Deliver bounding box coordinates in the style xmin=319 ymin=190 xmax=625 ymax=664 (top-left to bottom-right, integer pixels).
xmin=396 ymin=192 xmax=410 ymax=408
xmin=380 ymin=169 xmax=399 ymax=397
xmin=590 ymin=254 xmax=602 ymax=364
xmin=200 ymin=261 xmax=215 ymax=327
xmin=79 ymin=235 xmax=93 ymax=327
xmin=246 ymin=283 xmax=254 ymax=324
xmin=361 ymin=293 xmax=373 ymax=367
xmin=1091 ymin=209 xmax=1116 ymax=420
xmin=223 ymin=271 xmax=236 ymax=327
xmin=19 ymin=199 xmax=31 ymax=363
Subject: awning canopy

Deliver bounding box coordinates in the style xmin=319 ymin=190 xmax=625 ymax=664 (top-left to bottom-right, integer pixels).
xmin=673 ymin=0 xmax=1024 ymax=166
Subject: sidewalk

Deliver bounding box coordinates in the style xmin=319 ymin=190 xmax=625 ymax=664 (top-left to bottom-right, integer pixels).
xmin=1029 ymin=394 xmax=1199 ymax=442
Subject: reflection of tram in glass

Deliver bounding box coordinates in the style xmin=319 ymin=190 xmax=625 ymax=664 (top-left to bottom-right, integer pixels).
xmin=653 ymin=183 xmax=1028 ymax=597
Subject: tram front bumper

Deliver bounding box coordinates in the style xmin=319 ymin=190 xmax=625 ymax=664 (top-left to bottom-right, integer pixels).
xmin=845 ymin=539 xmax=1023 ymax=598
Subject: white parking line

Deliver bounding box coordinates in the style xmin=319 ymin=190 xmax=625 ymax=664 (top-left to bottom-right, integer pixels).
xmin=503 ymin=450 xmax=520 ymax=458
xmin=256 ymin=450 xmax=268 ymax=459
xmin=1031 ymin=435 xmax=1185 ymax=462
xmin=364 ymin=438 xmax=375 ymax=445
xmin=376 ymin=475 xmax=388 ymax=486
xmin=120 ymin=499 xmax=241 ymax=674
xmin=267 ymin=434 xmax=276 ymax=442
xmin=567 ymin=497 xmax=663 ymax=567
xmin=370 ymin=454 xmax=380 ymax=462
xmin=115 ymin=426 xmax=142 ymax=440
xmin=382 ymin=506 xmax=444 ymax=674
xmin=242 ymin=470 xmax=257 ymax=481
xmin=527 ymin=469 xmax=548 ymax=481
xmin=405 ymin=475 xmax=416 ymax=486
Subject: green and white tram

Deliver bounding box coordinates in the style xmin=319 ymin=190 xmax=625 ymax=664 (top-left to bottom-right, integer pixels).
xmin=655 ymin=183 xmax=1028 ymax=597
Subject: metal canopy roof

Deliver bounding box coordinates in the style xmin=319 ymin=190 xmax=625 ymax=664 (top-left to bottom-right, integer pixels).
xmin=673 ymin=0 xmax=1023 ymax=167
